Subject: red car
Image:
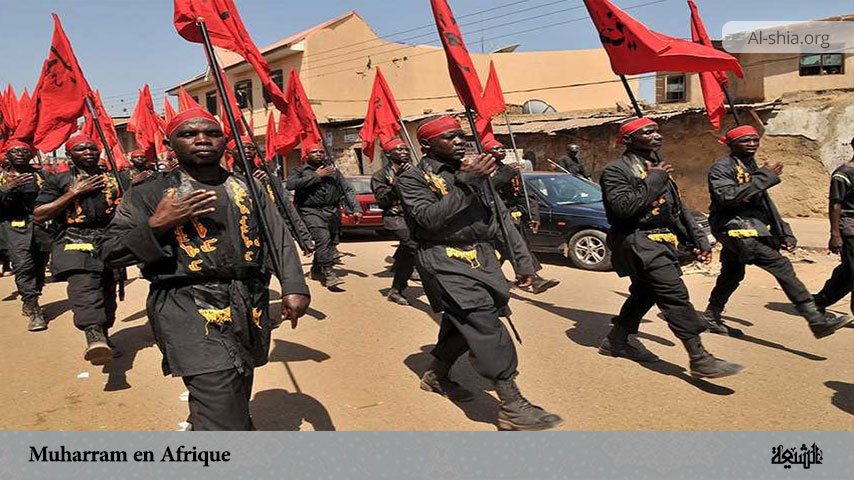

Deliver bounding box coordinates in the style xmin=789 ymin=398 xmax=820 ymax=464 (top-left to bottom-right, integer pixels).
xmin=341 ymin=175 xmax=384 ymax=232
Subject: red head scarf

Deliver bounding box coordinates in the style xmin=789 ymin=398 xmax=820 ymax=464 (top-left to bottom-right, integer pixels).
xmin=416 ymin=116 xmax=463 ymax=142
xmin=482 ymin=135 xmax=503 ymax=152
xmin=719 ymin=125 xmax=759 ymax=145
xmin=301 ymin=141 xmax=323 ymax=160
xmin=616 ymin=117 xmax=658 ymax=145
xmin=65 ymin=135 xmax=98 ymax=152
xmin=2 ymin=140 xmax=35 ymax=155
xmin=129 ymin=149 xmax=146 ymax=158
xmin=164 ymin=108 xmax=219 ymax=137
xmin=381 ymin=137 xmax=406 ymax=152
xmin=226 ymin=135 xmax=254 ymax=151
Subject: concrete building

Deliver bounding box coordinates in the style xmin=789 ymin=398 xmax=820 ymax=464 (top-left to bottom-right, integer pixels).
xmin=165 ymin=11 xmax=637 ymax=174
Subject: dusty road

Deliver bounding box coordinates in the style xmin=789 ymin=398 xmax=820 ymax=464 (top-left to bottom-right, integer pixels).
xmin=1 ymin=235 xmax=852 ymax=431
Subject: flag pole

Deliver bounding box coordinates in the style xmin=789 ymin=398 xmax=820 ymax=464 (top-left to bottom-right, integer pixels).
xmin=721 ymin=85 xmax=742 ymax=126
xmin=196 ymin=20 xmax=286 ymax=285
xmin=463 ymin=106 xmax=519 ymax=269
xmin=84 ymin=96 xmax=126 ymax=194
xmin=234 ymin=99 xmax=310 ymax=253
xmin=619 ymin=75 xmax=644 ymax=118
xmin=501 ymin=111 xmax=534 ymax=224
xmin=548 ymin=159 xmax=571 ymax=174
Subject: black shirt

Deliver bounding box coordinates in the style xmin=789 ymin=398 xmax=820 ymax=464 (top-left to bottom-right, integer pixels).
xmin=286 ymin=163 xmax=361 ymax=213
xmin=830 ymin=163 xmax=854 ymax=236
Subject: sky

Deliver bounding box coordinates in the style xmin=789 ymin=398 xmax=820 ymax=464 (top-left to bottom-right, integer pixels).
xmin=0 ymin=0 xmax=848 ymax=114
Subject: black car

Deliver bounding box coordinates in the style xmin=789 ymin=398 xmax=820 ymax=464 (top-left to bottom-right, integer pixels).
xmin=522 ymin=172 xmax=714 ymax=271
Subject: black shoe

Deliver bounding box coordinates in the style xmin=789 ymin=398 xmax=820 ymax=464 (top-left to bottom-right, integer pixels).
xmin=84 ymin=326 xmax=113 ymax=366
xmin=598 ymin=336 xmax=659 ymax=363
xmin=520 ymin=276 xmax=560 ymax=295
xmin=797 ymin=301 xmax=853 ymax=339
xmin=420 ymin=370 xmax=474 ymax=402
xmin=682 ymin=337 xmax=744 ymax=379
xmin=701 ymin=309 xmax=743 ymax=337
xmin=387 ymin=289 xmax=410 ymax=306
xmin=323 ymin=270 xmax=344 ymax=289
xmin=494 ymin=379 xmax=563 ymax=431
xmin=27 ymin=309 xmax=47 ymax=332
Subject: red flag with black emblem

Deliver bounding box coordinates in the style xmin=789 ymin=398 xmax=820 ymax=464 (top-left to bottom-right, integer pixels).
xmin=264 ymin=111 xmax=277 ymax=162
xmin=430 ymin=0 xmax=487 ymax=116
xmin=128 ymin=85 xmax=166 ymax=161
xmin=177 ymin=86 xmax=203 ymax=111
xmin=582 ymin=0 xmax=743 ymax=76
xmin=13 ymin=14 xmax=93 ymax=152
xmin=688 ymin=0 xmax=729 ymax=130
xmin=276 ymin=69 xmax=321 ymax=156
xmin=172 ymin=0 xmax=288 ymax=112
xmin=359 ymin=67 xmax=402 ymax=161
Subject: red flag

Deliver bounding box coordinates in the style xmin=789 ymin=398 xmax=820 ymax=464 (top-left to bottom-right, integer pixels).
xmin=430 ymin=0 xmax=487 ymax=116
xmin=264 ymin=111 xmax=277 ymax=162
xmin=1 ymin=86 xmax=20 ymax=132
xmin=480 ymin=61 xmax=507 ymax=119
xmin=359 ymin=67 xmax=402 ymax=161
xmin=216 ymin=67 xmax=246 ymax=139
xmin=163 ymin=97 xmax=177 ymax=123
xmin=91 ymin=90 xmax=130 ymax=170
xmin=276 ymin=70 xmax=321 ymax=156
xmin=172 ymin=0 xmax=288 ymax=112
xmin=688 ymin=0 xmax=729 ymax=130
xmin=128 ymin=85 xmax=165 ymax=161
xmin=18 ymin=88 xmax=32 ymax=122
xmin=177 ymin=86 xmax=203 ymax=111
xmin=583 ymin=0 xmax=743 ymax=77
xmin=13 ymin=14 xmax=93 ymax=152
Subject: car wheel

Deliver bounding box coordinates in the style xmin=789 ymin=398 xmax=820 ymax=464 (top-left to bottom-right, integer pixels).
xmin=565 ymin=229 xmax=611 ymax=271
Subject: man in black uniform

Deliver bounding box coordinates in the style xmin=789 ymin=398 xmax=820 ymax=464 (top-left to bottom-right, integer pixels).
xmin=228 ymin=136 xmax=315 ymax=256
xmin=397 ymin=115 xmax=562 ymax=431
xmin=702 ymin=126 xmax=851 ymax=338
xmin=557 ymin=143 xmax=589 ymax=179
xmin=599 ymin=117 xmax=743 ymax=378
xmin=286 ymin=144 xmax=362 ymax=289
xmin=0 ymin=140 xmax=53 ymax=331
xmin=98 ymin=109 xmax=310 ymax=431
xmin=371 ymin=137 xmax=417 ymax=305
xmin=486 ymin=137 xmax=559 ymax=295
xmin=121 ymin=149 xmax=158 ymax=187
xmin=814 ymin=137 xmax=854 ymax=315
xmin=34 ymin=135 xmax=122 ymax=365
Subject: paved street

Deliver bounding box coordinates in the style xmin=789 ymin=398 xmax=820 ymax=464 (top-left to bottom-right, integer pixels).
xmin=1 ymin=234 xmax=852 ymax=431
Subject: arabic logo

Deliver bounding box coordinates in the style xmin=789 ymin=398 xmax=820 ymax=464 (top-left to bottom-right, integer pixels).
xmin=771 ymin=444 xmax=823 ymax=470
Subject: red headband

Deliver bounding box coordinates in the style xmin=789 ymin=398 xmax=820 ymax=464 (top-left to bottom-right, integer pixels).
xmin=616 ymin=117 xmax=657 ymax=145
xmin=302 ymin=140 xmax=323 ymax=159
xmin=417 ymin=116 xmax=463 ymax=141
xmin=381 ymin=137 xmax=406 ymax=152
xmin=65 ymin=135 xmax=98 ymax=152
xmin=129 ymin=149 xmax=146 ymax=157
xmin=482 ymin=135 xmax=503 ymax=152
xmin=720 ymin=125 xmax=759 ymax=145
xmin=226 ymin=135 xmax=254 ymax=150
xmin=164 ymin=108 xmax=219 ymax=137
xmin=2 ymin=140 xmax=35 ymax=154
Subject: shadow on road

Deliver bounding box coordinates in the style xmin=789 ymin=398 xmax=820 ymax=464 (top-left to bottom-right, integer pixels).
xmin=41 ymin=298 xmax=70 ymax=323
xmin=121 ymin=309 xmax=148 ymax=323
xmin=255 ymin=339 xmax=335 ymax=430
xmin=510 ymin=293 xmax=733 ymax=395
xmin=764 ymin=301 xmax=800 ymax=316
xmin=379 ymin=286 xmax=434 ymax=317
xmin=733 ymin=333 xmax=826 ymax=361
xmin=824 ymin=381 xmax=854 ymax=415
xmin=102 ymin=324 xmax=156 ymax=391
xmin=404 ymin=345 xmax=500 ymax=429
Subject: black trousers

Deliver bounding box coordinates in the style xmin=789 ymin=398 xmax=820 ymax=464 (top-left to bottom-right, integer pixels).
xmin=614 ymin=261 xmax=705 ymax=341
xmin=814 ymin=235 xmax=854 ymax=312
xmin=66 ymin=270 xmax=117 ymax=331
xmin=9 ymin=240 xmax=49 ymax=305
xmin=390 ymin=227 xmax=417 ymax=293
xmin=431 ymin=300 xmax=518 ymax=381
xmin=300 ymin=207 xmax=338 ymax=270
xmin=182 ymin=368 xmax=255 ymax=431
xmin=708 ymin=237 xmax=812 ymax=312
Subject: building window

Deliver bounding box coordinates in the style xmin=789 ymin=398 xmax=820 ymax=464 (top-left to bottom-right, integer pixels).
xmin=664 ymin=74 xmax=686 ymax=102
xmin=234 ymin=80 xmax=253 ymax=109
xmin=263 ymin=70 xmax=284 ymax=105
xmin=205 ymin=90 xmax=218 ymax=115
xmin=800 ymin=54 xmax=844 ymax=76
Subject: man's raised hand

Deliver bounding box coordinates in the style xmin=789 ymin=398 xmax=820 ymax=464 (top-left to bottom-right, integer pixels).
xmin=148 ymin=188 xmax=218 ymax=235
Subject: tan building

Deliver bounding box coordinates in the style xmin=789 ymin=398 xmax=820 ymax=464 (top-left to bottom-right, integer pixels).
xmin=166 ymin=11 xmax=637 ymax=174
xmin=656 ymin=16 xmax=853 ymax=105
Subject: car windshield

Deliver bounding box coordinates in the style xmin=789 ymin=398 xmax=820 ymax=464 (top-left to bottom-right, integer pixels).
xmin=347 ymin=177 xmax=372 ymax=195
xmin=525 ymin=174 xmax=603 ymax=205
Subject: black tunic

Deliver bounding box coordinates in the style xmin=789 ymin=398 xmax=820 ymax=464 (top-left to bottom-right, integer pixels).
xmin=707 ymin=155 xmax=794 ymax=243
xmin=492 ymin=163 xmax=540 ymax=223
xmin=370 ymin=162 xmax=408 ymax=231
xmin=600 ymin=152 xmax=709 ymax=277
xmin=97 ymin=169 xmax=310 ymax=377
xmin=34 ymin=168 xmax=122 ymax=279
xmin=0 ymin=167 xmax=54 ymax=252
xmin=395 ymin=156 xmax=535 ymax=312
xmin=829 ymin=163 xmax=854 ymax=236
xmin=557 ymin=155 xmax=589 ymax=178
xmin=286 ymin=163 xmax=361 ymax=213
